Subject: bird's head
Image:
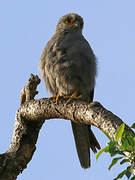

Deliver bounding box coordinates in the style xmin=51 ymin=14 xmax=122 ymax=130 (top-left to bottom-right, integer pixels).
xmin=55 ymin=13 xmax=84 ymax=32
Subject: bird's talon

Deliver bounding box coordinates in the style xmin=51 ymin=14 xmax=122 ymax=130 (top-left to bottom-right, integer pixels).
xmin=50 ymin=96 xmax=56 ymax=101
xmin=65 ymin=92 xmax=82 ymax=104
xmin=50 ymin=94 xmax=66 ymax=103
xmin=56 ymin=95 xmax=61 ymax=102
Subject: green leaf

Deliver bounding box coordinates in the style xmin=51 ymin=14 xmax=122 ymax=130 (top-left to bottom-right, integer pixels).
xmin=126 ymin=132 xmax=135 ymax=146
xmin=108 ymin=157 xmax=123 ymax=170
xmin=115 ymin=123 xmax=125 ymax=142
xmin=120 ymin=131 xmax=135 ymax=151
xmin=131 ymin=123 xmax=135 ymax=129
xmin=108 ymin=141 xmax=118 ymax=156
xmin=102 ymin=130 xmax=111 ymax=140
xmin=126 ymin=171 xmax=131 ymax=179
xmin=96 ymin=146 xmax=109 ymax=160
xmin=120 ymin=143 xmax=132 ymax=151
xmin=130 ymin=176 xmax=135 ymax=180
xmin=125 ymin=166 xmax=132 ymax=179
xmin=113 ymin=169 xmax=126 ymax=180
xmin=120 ymin=159 xmax=129 ymax=165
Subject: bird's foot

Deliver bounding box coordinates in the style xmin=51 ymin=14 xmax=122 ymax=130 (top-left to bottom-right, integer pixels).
xmin=50 ymin=94 xmax=63 ymax=103
xmin=66 ymin=90 xmax=82 ymax=104
xmin=49 ymin=90 xmax=82 ymax=104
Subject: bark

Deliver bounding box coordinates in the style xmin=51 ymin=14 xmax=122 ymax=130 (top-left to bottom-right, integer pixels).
xmin=0 ymin=74 xmax=134 ymax=180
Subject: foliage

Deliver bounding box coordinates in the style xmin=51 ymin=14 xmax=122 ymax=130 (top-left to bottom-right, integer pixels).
xmin=96 ymin=123 xmax=135 ymax=180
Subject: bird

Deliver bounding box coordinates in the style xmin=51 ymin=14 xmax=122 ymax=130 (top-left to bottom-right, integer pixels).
xmin=39 ymin=13 xmax=101 ymax=168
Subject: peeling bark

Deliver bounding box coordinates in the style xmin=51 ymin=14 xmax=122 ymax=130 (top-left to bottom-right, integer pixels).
xmin=0 ymin=74 xmax=134 ymax=180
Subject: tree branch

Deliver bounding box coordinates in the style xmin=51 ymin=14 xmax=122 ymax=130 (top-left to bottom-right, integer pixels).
xmin=0 ymin=74 xmax=134 ymax=180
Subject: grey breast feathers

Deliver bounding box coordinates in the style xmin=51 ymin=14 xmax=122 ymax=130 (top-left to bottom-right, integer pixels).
xmin=39 ymin=31 xmax=97 ymax=97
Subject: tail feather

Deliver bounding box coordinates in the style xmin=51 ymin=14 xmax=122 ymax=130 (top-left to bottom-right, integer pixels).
xmin=71 ymin=122 xmax=101 ymax=168
xmin=71 ymin=121 xmax=90 ymax=168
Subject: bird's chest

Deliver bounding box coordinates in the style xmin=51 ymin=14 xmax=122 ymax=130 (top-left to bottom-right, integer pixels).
xmin=46 ymin=32 xmax=89 ymax=76
xmin=52 ymin=35 xmax=85 ymax=63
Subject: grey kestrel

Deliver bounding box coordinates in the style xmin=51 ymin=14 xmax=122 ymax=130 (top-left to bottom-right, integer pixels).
xmin=39 ymin=13 xmax=101 ymax=168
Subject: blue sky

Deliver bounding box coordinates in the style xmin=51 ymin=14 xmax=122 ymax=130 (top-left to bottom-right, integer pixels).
xmin=0 ymin=1 xmax=135 ymax=179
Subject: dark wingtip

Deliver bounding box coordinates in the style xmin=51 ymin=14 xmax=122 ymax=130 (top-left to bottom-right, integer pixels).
xmin=96 ymin=144 xmax=101 ymax=150
xmin=89 ymin=128 xmax=101 ymax=153
xmin=91 ymin=142 xmax=101 ymax=153
xmin=90 ymin=145 xmax=97 ymax=153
